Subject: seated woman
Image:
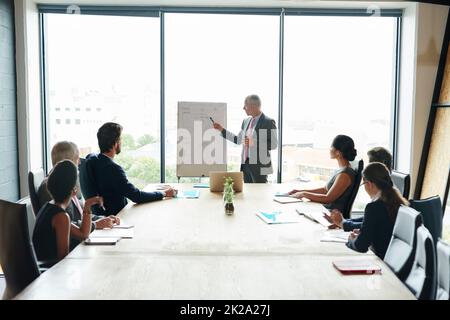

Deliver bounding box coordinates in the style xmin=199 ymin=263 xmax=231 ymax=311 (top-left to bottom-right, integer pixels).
xmin=33 ymin=160 xmax=103 ymax=262
xmin=37 ymin=141 xmax=120 ymax=250
xmin=288 ymin=135 xmax=357 ymax=213
xmin=344 ymin=162 xmax=408 ymax=259
xmin=326 ymin=146 xmax=394 ymax=231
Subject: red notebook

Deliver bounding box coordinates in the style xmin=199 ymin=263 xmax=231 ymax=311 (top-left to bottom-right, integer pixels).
xmin=333 ymin=259 xmax=382 ymax=275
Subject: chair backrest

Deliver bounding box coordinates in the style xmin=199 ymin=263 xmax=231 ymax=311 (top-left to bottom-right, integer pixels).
xmin=405 ymin=225 xmax=436 ymax=300
xmin=28 ymin=169 xmax=45 ymax=216
xmin=384 ymin=205 xmax=422 ymax=282
xmin=78 ymin=157 xmax=97 ymax=200
xmin=391 ymin=170 xmax=411 ymax=199
xmin=17 ymin=197 xmax=36 ymax=243
xmin=0 ymin=199 xmax=40 ymax=299
xmin=436 ymin=240 xmax=450 ymax=300
xmin=341 ymin=159 xmax=363 ymax=219
xmin=410 ymin=196 xmax=443 ymax=246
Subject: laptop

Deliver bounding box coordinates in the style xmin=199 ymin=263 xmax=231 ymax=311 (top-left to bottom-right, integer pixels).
xmin=209 ymin=171 xmax=244 ymax=192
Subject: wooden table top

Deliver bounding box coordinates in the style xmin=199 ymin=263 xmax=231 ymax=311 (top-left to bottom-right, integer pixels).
xmin=16 ymin=183 xmax=415 ymax=300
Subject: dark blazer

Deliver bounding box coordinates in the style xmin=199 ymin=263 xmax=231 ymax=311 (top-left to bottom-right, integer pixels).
xmin=221 ymin=112 xmax=278 ymax=175
xmin=346 ymin=199 xmax=395 ymax=259
xmin=85 ymin=153 xmax=164 ymax=215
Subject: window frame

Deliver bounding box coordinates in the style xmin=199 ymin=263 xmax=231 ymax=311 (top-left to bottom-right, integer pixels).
xmin=38 ymin=5 xmax=402 ymax=189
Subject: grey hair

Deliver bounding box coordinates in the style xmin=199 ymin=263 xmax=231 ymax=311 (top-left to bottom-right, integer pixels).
xmin=245 ymin=94 xmax=261 ymax=107
xmin=51 ymin=141 xmax=79 ymax=166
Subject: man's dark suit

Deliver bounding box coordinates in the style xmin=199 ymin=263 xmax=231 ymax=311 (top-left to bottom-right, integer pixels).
xmin=84 ymin=153 xmax=163 ymax=215
xmin=221 ymin=113 xmax=277 ymax=183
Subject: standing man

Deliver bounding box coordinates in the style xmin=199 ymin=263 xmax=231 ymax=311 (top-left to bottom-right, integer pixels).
xmin=84 ymin=122 xmax=176 ymax=215
xmin=213 ymin=95 xmax=278 ymax=183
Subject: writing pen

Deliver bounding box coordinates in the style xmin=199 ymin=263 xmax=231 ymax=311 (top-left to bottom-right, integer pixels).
xmin=209 ymin=117 xmax=214 ymax=124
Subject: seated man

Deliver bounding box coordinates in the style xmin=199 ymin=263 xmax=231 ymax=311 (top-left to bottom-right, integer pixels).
xmin=85 ymin=122 xmax=176 ymax=215
xmin=367 ymin=147 xmax=392 ymax=173
xmin=38 ymin=141 xmax=118 ymax=249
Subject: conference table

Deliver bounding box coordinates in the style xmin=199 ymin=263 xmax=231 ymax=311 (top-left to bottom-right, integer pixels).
xmin=17 ymin=183 xmax=415 ymax=300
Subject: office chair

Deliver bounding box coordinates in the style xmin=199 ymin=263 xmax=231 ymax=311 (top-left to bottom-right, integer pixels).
xmin=436 ymin=240 xmax=450 ymax=300
xmin=405 ymin=225 xmax=436 ymax=300
xmin=384 ymin=205 xmax=423 ymax=282
xmin=391 ymin=170 xmax=411 ymax=199
xmin=16 ymin=197 xmax=36 ymax=244
xmin=341 ymin=159 xmax=363 ymax=219
xmin=0 ymin=199 xmax=41 ymax=299
xmin=410 ymin=196 xmax=443 ymax=247
xmin=78 ymin=157 xmax=97 ymax=200
xmin=28 ymin=169 xmax=45 ymax=216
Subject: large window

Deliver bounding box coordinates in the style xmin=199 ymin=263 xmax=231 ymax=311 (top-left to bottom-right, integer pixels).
xmin=165 ymin=13 xmax=279 ymax=182
xmin=41 ymin=8 xmax=401 ymax=212
xmin=282 ymin=15 xmax=398 ymax=210
xmin=45 ymin=13 xmax=160 ymax=188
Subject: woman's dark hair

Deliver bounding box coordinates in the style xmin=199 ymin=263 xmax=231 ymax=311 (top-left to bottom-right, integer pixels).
xmin=47 ymin=160 xmax=78 ymax=203
xmin=97 ymin=122 xmax=123 ymax=153
xmin=367 ymin=147 xmax=392 ymax=173
xmin=332 ymin=135 xmax=357 ymax=161
xmin=362 ymin=162 xmax=409 ymax=222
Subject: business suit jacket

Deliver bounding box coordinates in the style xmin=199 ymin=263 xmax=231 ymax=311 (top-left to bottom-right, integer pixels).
xmin=221 ymin=112 xmax=278 ymax=175
xmin=346 ymin=199 xmax=396 ymax=259
xmin=85 ymin=153 xmax=164 ymax=215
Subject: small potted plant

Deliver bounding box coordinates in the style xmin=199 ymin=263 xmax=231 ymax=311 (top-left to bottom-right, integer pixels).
xmin=223 ymin=176 xmax=234 ymax=215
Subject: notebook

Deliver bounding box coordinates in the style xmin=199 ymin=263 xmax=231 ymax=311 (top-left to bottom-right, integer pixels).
xmin=84 ymin=237 xmax=121 ymax=245
xmin=90 ymin=227 xmax=134 ymax=239
xmin=176 ymin=190 xmax=200 ymax=198
xmin=295 ymin=202 xmax=332 ymax=227
xmin=332 ymin=259 xmax=382 ymax=274
xmin=113 ymin=223 xmax=134 ymax=229
xmin=256 ymin=211 xmax=301 ymax=224
xmin=112 ymin=219 xmax=134 ymax=229
xmin=273 ymin=196 xmax=303 ymax=204
xmin=320 ymin=230 xmax=351 ymax=243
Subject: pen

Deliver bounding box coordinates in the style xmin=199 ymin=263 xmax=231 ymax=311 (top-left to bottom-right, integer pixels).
xmin=209 ymin=117 xmax=214 ymax=124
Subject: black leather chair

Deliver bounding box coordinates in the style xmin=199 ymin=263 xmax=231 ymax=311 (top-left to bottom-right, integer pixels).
xmin=0 ymin=199 xmax=41 ymax=299
xmin=436 ymin=240 xmax=450 ymax=300
xmin=391 ymin=170 xmax=411 ymax=199
xmin=384 ymin=205 xmax=423 ymax=282
xmin=405 ymin=225 xmax=437 ymax=300
xmin=410 ymin=196 xmax=443 ymax=247
xmin=17 ymin=197 xmax=36 ymax=243
xmin=341 ymin=159 xmax=363 ymax=219
xmin=28 ymin=169 xmax=45 ymax=216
